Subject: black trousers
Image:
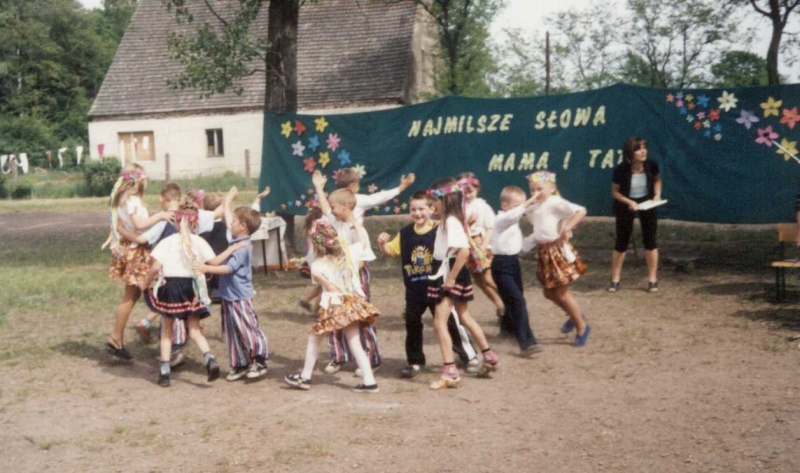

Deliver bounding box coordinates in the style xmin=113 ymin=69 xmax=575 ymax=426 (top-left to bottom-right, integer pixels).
xmin=614 ymin=197 xmax=658 ymax=252
xmin=404 ymin=298 xmax=471 ymax=366
xmin=491 ymin=254 xmax=537 ymax=350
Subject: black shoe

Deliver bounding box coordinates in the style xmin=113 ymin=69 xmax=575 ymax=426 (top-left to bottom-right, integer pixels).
xmin=206 ymin=358 xmax=220 ymax=382
xmin=105 ymin=340 xmax=133 ymax=361
xmin=520 ymin=344 xmax=543 ymax=357
xmin=285 ymin=373 xmax=311 ymax=390
xmin=399 ymin=365 xmax=422 ymax=379
xmin=158 ymin=373 xmax=170 ymax=387
xmin=352 ymin=383 xmax=379 ymax=394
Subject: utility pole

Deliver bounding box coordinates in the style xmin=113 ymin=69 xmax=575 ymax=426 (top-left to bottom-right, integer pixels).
xmin=545 ymin=31 xmax=551 ymax=95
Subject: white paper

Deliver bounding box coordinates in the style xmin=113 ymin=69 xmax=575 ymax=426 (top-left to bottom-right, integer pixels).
xmin=58 ymin=147 xmax=67 ymax=168
xmin=637 ymin=199 xmax=668 ymax=211
xmin=18 ymin=153 xmax=28 ymax=173
xmin=75 ymin=146 xmax=83 ymax=165
xmin=0 ymin=155 xmax=7 ymax=174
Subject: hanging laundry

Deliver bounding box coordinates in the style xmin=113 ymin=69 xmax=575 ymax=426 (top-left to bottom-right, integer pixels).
xmin=118 ymin=141 xmax=126 ymax=165
xmin=58 ymin=147 xmax=67 ymax=168
xmin=0 ymin=155 xmax=8 ymax=174
xmin=46 ymin=150 xmax=53 ymax=168
xmin=97 ymin=144 xmax=105 ymax=160
xmin=142 ymin=136 xmax=150 ymax=152
xmin=76 ymin=146 xmax=83 ymax=165
xmin=18 ymin=153 xmax=28 ymax=173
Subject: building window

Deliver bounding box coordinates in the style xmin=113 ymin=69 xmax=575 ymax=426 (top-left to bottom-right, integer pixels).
xmin=206 ymin=129 xmax=224 ymax=157
xmin=118 ymin=131 xmax=155 ymax=162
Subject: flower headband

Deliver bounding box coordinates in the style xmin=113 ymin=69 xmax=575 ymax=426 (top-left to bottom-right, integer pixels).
xmin=310 ymin=218 xmax=338 ymax=247
xmin=458 ymin=176 xmax=480 ymax=188
xmin=192 ymin=190 xmax=206 ymax=205
xmin=175 ymin=211 xmax=198 ymax=223
xmin=427 ymin=182 xmax=464 ymax=199
xmin=121 ymin=170 xmax=146 ymax=181
xmin=527 ymin=171 xmax=556 ymax=183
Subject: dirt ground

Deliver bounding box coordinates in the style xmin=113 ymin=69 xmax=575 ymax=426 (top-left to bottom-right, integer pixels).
xmin=1 ymin=211 xmax=799 ymax=473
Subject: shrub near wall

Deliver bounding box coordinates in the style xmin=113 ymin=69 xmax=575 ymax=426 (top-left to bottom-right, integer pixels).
xmin=83 ymin=158 xmax=121 ymax=197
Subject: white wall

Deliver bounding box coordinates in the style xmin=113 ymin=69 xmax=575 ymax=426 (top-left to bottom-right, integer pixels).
xmin=88 ymin=111 xmax=264 ymax=180
xmin=87 ymin=104 xmax=400 ymax=180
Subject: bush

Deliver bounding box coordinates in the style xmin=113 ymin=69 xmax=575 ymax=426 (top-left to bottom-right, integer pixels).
xmin=83 ymin=158 xmax=121 ymax=197
xmin=11 ymin=182 xmax=32 ymax=199
xmin=0 ymin=173 xmax=6 ymax=199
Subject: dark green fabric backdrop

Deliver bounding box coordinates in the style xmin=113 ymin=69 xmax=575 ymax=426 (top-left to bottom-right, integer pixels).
xmin=260 ymin=83 xmax=800 ymax=223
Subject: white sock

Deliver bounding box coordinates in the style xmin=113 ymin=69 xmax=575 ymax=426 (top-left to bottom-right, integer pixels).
xmin=301 ymin=334 xmax=322 ymax=380
xmin=344 ymin=324 xmax=376 ymax=386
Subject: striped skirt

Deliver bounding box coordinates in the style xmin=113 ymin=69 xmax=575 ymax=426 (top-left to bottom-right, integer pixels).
xmin=428 ymin=258 xmax=474 ymax=303
xmin=221 ymin=298 xmax=269 ymax=368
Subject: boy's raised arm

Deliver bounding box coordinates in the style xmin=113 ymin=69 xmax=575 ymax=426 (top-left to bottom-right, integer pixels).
xmin=312 ymin=171 xmax=331 ymax=215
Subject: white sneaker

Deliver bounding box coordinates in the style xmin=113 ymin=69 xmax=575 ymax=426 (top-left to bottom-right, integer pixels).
xmin=226 ymin=366 xmax=248 ymax=382
xmin=324 ymin=360 xmax=341 ymax=374
xmin=464 ymin=358 xmax=479 ymax=375
xmin=246 ymin=362 xmax=268 ymax=380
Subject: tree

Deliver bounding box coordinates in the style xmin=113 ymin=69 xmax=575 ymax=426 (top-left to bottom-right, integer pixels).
xmin=625 ymin=0 xmax=740 ymax=88
xmin=417 ymin=0 xmax=504 ymax=97
xmin=711 ymin=50 xmax=770 ymax=86
xmin=616 ymin=51 xmax=655 ymax=86
xmin=490 ymin=28 xmax=569 ymax=97
xmin=737 ymin=0 xmax=800 ymax=84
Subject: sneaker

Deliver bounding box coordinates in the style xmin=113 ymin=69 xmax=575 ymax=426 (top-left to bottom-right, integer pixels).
xmin=465 ymin=358 xmax=480 ymax=375
xmin=206 ymin=357 xmax=220 ymax=382
xmin=399 ymin=365 xmax=422 ymax=379
xmin=354 ymin=364 xmax=380 ymax=378
xmin=429 ymin=376 xmax=461 ymax=390
xmin=226 ymin=366 xmax=248 ymax=382
xmin=135 ymin=320 xmax=152 ymax=344
xmin=560 ymin=312 xmax=588 ymax=334
xmin=324 ymin=360 xmax=342 ymax=374
xmin=169 ymin=349 xmax=185 ymax=368
xmin=520 ymin=344 xmax=543 ymax=357
xmin=158 ymin=373 xmax=170 ymax=388
xmin=284 ymin=373 xmax=311 ymax=391
xmin=352 ymin=383 xmax=380 ymax=394
xmin=246 ymin=362 xmax=268 ymax=380
xmin=573 ymin=324 xmax=591 ymax=347
xmin=477 ymin=350 xmax=499 ymax=378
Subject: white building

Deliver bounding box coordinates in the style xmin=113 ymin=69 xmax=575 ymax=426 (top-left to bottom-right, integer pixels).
xmin=88 ymin=0 xmax=437 ymax=180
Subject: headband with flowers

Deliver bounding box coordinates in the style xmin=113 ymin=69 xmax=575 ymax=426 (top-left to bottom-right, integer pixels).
xmin=121 ymin=170 xmax=147 ymax=181
xmin=310 ymin=218 xmax=338 ymax=247
xmin=427 ymin=182 xmax=464 ymax=199
xmin=528 ymin=171 xmax=557 ymax=183
xmin=176 ymin=211 xmax=198 ymax=223
xmin=458 ymin=176 xmax=480 ymax=188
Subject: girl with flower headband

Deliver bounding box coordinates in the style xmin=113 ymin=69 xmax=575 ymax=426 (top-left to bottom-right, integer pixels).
xmin=426 ymin=177 xmax=499 ymax=390
xmin=284 ymin=217 xmax=381 ymax=393
xmin=525 ymin=171 xmax=591 ymax=347
xmin=456 ymin=172 xmax=507 ymax=325
xmin=104 ymin=163 xmax=175 ymax=361
xmin=139 ymin=198 xmax=238 ymax=387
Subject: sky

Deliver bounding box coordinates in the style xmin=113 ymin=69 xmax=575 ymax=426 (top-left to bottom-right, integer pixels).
xmin=78 ymin=0 xmax=796 ymax=80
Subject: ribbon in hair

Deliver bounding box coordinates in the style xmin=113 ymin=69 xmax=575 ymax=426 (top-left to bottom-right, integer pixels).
xmin=176 ymin=211 xmax=198 ymax=223
xmin=427 ymin=182 xmax=463 ymax=199
xmin=121 ymin=170 xmax=146 ymax=181
xmin=458 ymin=176 xmax=480 ymax=188
xmin=103 ymin=176 xmax=126 ymax=254
xmin=310 ymin=218 xmax=337 ymax=247
xmin=193 ymin=190 xmax=206 ymax=205
xmin=179 ymin=219 xmax=211 ymax=307
xmin=528 ymin=171 xmax=557 ymax=183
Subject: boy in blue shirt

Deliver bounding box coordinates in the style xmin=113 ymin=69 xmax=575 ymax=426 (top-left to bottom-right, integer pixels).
xmin=196 ymin=187 xmax=270 ymax=381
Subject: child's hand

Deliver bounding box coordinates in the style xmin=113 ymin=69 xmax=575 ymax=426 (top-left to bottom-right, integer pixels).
xmin=157 ymin=211 xmax=176 ymax=224
xmin=443 ymin=277 xmax=456 ymax=291
xmin=399 ymin=173 xmax=416 ymax=191
xmin=226 ymin=186 xmax=239 ymax=202
xmin=193 ymin=263 xmax=207 ymax=274
xmin=627 ymin=201 xmax=639 ymax=211
xmin=377 ymin=232 xmax=391 ymax=244
xmin=312 ymin=170 xmax=327 ymax=188
xmin=558 ymin=228 xmax=571 ymax=244
xmin=257 ymin=186 xmax=271 ymax=198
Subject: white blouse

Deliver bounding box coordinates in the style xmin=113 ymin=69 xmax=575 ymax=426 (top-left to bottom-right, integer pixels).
xmin=525 ymin=196 xmax=585 ymax=244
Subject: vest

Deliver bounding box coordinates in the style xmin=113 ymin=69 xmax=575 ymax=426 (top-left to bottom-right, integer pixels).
xmin=156 ymin=223 xmax=178 ymax=244
xmin=399 ymin=223 xmax=436 ymax=302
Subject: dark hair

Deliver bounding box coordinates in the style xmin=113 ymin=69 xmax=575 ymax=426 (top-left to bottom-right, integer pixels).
xmin=160 ymin=183 xmax=181 ymax=202
xmin=623 ymin=137 xmax=648 ymax=164
xmin=410 ymin=190 xmax=432 ymax=206
xmin=234 ymin=207 xmax=262 ymax=235
xmin=303 ymin=206 xmax=324 ymax=237
xmin=429 ymin=177 xmax=466 ymax=226
xmin=334 ymin=168 xmax=360 ymax=188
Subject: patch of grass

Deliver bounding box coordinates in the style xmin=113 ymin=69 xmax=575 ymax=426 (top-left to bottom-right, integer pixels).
xmin=274 ymin=442 xmax=331 ymax=465
xmin=36 ymin=438 xmax=66 ymax=451
xmin=762 ymin=339 xmax=786 ymax=353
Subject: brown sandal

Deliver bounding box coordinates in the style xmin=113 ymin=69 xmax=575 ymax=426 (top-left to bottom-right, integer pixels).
xmin=608 ymin=281 xmax=620 ymax=293
xmin=648 ymin=281 xmax=659 ymax=293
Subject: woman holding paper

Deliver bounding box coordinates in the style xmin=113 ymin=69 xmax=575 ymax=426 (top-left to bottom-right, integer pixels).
xmin=609 ymin=137 xmax=662 ymax=293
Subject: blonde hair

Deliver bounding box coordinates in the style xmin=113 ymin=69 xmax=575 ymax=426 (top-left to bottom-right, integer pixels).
xmin=500 ymin=186 xmax=525 ymax=204
xmin=329 ymin=188 xmax=356 ymax=210
xmin=203 ymin=192 xmax=224 ymax=211
xmin=176 ymin=198 xmax=200 ymax=233
xmin=112 ymin=163 xmax=147 ymax=208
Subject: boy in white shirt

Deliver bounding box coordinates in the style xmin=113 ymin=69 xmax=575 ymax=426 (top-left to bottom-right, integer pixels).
xmin=334 ymin=167 xmax=416 ymax=221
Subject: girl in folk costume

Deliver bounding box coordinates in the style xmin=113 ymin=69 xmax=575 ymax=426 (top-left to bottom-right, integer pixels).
xmin=525 ymin=171 xmax=591 ymax=347
xmin=456 ymin=172 xmax=506 ymax=323
xmin=140 ymin=199 xmax=229 ymax=387
xmin=105 ymin=163 xmax=174 ymax=360
xmin=284 ymin=218 xmax=381 ymax=393
xmin=427 ymin=178 xmax=499 ymax=390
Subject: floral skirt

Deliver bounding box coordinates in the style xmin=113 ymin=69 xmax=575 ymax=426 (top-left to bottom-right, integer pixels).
xmin=109 ymin=240 xmax=152 ymax=287
xmin=467 ymin=235 xmax=492 ymax=274
xmin=311 ymin=294 xmax=380 ymax=335
xmin=536 ymin=241 xmax=587 ymax=289
xmin=144 ymin=278 xmax=210 ymax=320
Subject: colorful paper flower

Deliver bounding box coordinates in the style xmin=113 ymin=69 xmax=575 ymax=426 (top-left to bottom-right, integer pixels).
xmin=686 ymin=115 xmax=695 ymax=123
xmin=393 ymin=198 xmax=400 ymax=204
xmin=337 ymin=150 xmax=351 ymax=166
xmin=676 ymin=92 xmax=684 ymax=100
xmin=401 ymin=203 xmax=408 ymax=210
xmin=708 ymin=109 xmax=721 ymax=121
xmin=717 ymin=91 xmax=738 ymax=112
xmin=319 ymin=152 xmax=330 ymax=168
xmin=326 ymin=133 xmax=341 ymax=151
xmin=352 ymin=164 xmax=366 ymax=178
xmin=294 ymin=120 xmax=307 ymax=136
xmin=666 ymin=93 xmax=674 ymax=102
xmin=308 ymin=135 xmax=321 ymax=152
xmin=780 ymin=107 xmax=799 ymax=130
xmin=394 ymin=207 xmax=401 ymax=214
xmin=303 ymin=157 xmax=316 ymax=172
xmin=714 ymin=134 xmax=722 ymax=141
xmin=760 ymin=97 xmax=782 ymax=118
xmin=704 ymin=130 xmax=711 ymax=138
xmin=332 ymin=169 xmax=343 ymax=182
xmin=291 ymin=140 xmax=306 ymax=157
xmin=735 ymin=109 xmax=759 ymax=129
xmin=777 ymin=138 xmax=798 ymax=161
xmin=687 ymin=102 xmax=696 ymax=111
xmin=367 ymin=183 xmax=378 ymax=194
xmin=315 ymin=116 xmax=329 ymax=133
xmin=696 ymin=94 xmax=710 ymax=108
xmin=295 ymin=200 xmax=302 ymax=207
xmin=288 ymin=200 xmax=295 ymax=208
xmin=693 ymin=121 xmax=703 ymax=130
xmin=678 ymin=107 xmax=688 ymax=116
xmin=281 ymin=121 xmax=293 ymax=138
xmin=696 ymin=111 xmax=706 ymax=120
xmin=676 ymin=100 xmax=684 ymax=108
xmin=713 ymin=124 xmax=723 ymax=133
xmin=755 ymin=126 xmax=778 ymax=147
xmin=373 ymin=206 xmax=380 ymax=212
xmin=703 ymin=120 xmax=711 ymax=129
xmin=383 ymin=206 xmax=391 ymax=213
xmin=281 ymin=204 xmax=287 ymax=210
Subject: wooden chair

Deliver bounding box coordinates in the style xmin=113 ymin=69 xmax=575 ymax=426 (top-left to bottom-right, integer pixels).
xmin=772 ymin=223 xmax=800 ymax=301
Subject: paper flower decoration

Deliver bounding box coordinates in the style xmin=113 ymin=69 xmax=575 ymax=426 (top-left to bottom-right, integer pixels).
xmin=693 ymin=121 xmax=703 ymax=130
xmin=708 ymin=109 xmax=721 ymax=121
xmin=703 ymin=120 xmax=711 ymax=129
xmin=352 ymin=164 xmax=366 ymax=178
xmin=367 ymin=183 xmax=378 ymax=194
xmin=678 ymin=107 xmax=688 ymax=116
xmin=384 ymin=206 xmax=391 ymax=212
xmin=735 ymin=109 xmax=759 ymax=129
xmin=687 ymin=102 xmax=696 ymax=111
xmin=717 ymin=91 xmax=738 ymax=112
xmin=394 ymin=207 xmax=401 ymax=214
xmin=303 ymin=157 xmax=316 ymax=172
xmin=676 ymin=100 xmax=684 ymax=108
xmin=666 ymin=93 xmax=674 ymax=102
xmin=685 ymin=94 xmax=694 ymax=102
xmin=281 ymin=204 xmax=287 ymax=210
xmin=295 ymin=200 xmax=302 ymax=207
xmin=291 ymin=140 xmax=306 ymax=157
xmin=696 ymin=111 xmax=706 ymax=120
xmin=294 ymin=120 xmax=307 ymax=136
xmin=696 ymin=94 xmax=710 ymax=108
xmin=401 ymin=203 xmax=408 ymax=210
xmin=686 ymin=115 xmax=694 ymax=123
xmin=315 ymin=117 xmax=329 ymax=133
xmin=777 ymin=138 xmax=798 ymax=161
xmin=326 ymin=133 xmax=341 ymax=151
xmin=281 ymin=121 xmax=293 ymax=138
xmin=332 ymin=169 xmax=343 ymax=182
xmin=307 ymin=188 xmax=314 ymax=195
xmin=337 ymin=150 xmax=351 ymax=166
xmin=780 ymin=107 xmax=799 ymax=130
xmin=319 ymin=152 xmax=330 ymax=168
xmin=755 ymin=126 xmax=778 ymax=147
xmin=760 ymin=97 xmax=782 ymax=118
xmin=308 ymin=135 xmax=321 ymax=152
xmin=713 ymin=124 xmax=723 ymax=133
xmin=714 ymin=134 xmax=722 ymax=141
xmin=676 ymin=92 xmax=684 ymax=100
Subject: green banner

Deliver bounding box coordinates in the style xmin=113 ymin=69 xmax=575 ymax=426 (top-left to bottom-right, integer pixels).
xmin=260 ymin=83 xmax=800 ymax=224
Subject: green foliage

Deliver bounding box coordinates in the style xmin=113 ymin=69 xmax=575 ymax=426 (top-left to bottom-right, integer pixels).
xmin=711 ymin=50 xmax=770 ymax=87
xmin=10 ymin=182 xmax=32 ymax=200
xmin=83 ymin=157 xmax=121 ymax=197
xmin=0 ymin=173 xmax=6 ymax=199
